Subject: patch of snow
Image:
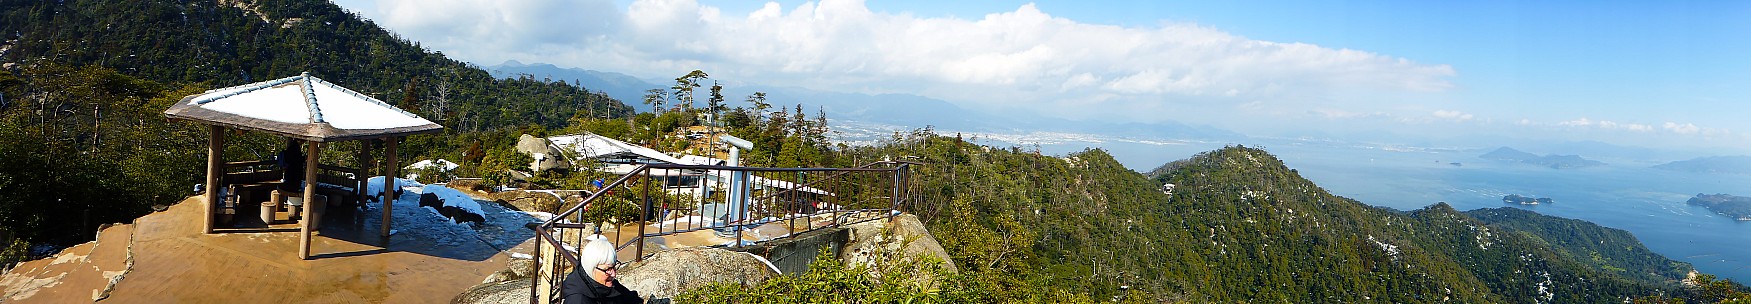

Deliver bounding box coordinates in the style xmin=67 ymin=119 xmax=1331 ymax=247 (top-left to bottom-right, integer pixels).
xmin=518 ymin=211 xmax=556 ymax=221
xmin=423 ymin=184 xmax=484 ymax=217
xmin=740 ymin=252 xmax=783 ymax=275
xmin=657 ymin=215 xmax=712 ymax=229
xmin=1535 ymin=271 xmax=1554 ymax=303
xmin=1368 ymin=235 xmax=1401 ymax=259
xmin=404 ymin=159 xmax=459 ymax=171
xmin=365 ymin=176 xmax=482 ymax=219
xmin=366 ymin=176 xmax=422 ymax=197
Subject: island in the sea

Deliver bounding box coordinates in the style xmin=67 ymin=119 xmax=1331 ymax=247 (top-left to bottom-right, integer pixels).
xmin=1686 ymin=193 xmax=1751 ymax=221
xmin=1503 ymin=194 xmax=1554 ymax=205
xmin=1654 ymin=156 xmax=1751 ymax=175
xmin=1479 ymin=147 xmax=1605 ymax=169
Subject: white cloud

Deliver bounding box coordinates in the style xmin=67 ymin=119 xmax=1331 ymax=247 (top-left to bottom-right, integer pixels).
xmin=1664 ymin=122 xmax=1701 ymax=135
xmin=342 ymin=0 xmax=1456 ymax=123
xmin=1559 ymin=117 xmax=1594 ymax=127
xmin=1432 ymin=110 xmax=1473 ymax=121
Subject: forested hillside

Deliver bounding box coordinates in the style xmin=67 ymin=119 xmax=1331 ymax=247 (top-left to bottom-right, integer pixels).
xmin=731 ymin=138 xmax=1726 ymax=302
xmin=0 ymin=0 xmax=629 ymax=253
xmin=0 ymin=0 xmax=629 ymax=131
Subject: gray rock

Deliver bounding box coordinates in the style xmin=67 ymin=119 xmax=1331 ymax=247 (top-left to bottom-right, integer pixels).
xmin=450 ymin=277 xmax=532 ymax=304
xmin=481 ymin=258 xmax=534 ymax=284
xmin=840 ymin=214 xmax=957 ymax=285
xmin=514 ymin=134 xmax=571 ymax=172
xmin=617 ymin=247 xmax=779 ymax=300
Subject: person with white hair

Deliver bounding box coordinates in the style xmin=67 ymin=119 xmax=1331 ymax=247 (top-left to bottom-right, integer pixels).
xmin=561 ymin=235 xmax=642 ymax=303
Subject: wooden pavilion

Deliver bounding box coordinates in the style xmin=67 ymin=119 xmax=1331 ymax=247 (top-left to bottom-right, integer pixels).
xmin=163 ymin=72 xmax=442 ymax=259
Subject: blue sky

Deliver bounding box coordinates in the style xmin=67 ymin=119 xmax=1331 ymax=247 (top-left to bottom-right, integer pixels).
xmin=334 ymin=0 xmax=1751 ymax=152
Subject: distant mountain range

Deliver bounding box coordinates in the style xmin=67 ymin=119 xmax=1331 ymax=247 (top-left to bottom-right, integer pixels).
xmin=1654 ymin=156 xmax=1751 ymax=175
xmin=485 ymin=61 xmax=1243 ymax=142
xmin=1479 ymin=147 xmax=1606 ymax=169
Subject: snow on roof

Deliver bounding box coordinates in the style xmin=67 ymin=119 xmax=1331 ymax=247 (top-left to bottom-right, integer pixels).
xmin=547 ymin=133 xmax=689 ymax=164
xmin=678 ymin=155 xmax=726 ymax=166
xmin=163 ymin=72 xmax=442 ymax=142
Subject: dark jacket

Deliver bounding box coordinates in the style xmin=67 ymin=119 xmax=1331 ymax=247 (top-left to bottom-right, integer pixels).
xmin=276 ymin=144 xmax=306 ymax=191
xmin=561 ymin=270 xmax=642 ymax=304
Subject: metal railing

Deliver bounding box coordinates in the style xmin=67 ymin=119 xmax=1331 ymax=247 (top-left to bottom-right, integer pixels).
xmin=529 ymin=161 xmax=916 ymax=303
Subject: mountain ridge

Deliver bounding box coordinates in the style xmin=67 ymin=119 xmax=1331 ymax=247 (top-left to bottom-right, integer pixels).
xmin=484 ymin=61 xmax=1244 ymax=142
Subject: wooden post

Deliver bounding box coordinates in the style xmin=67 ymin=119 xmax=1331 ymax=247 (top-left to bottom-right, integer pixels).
xmin=300 ymin=141 xmax=322 ymax=260
xmin=203 ymin=125 xmax=225 ymax=234
xmin=355 ymin=140 xmax=371 ymax=207
xmin=380 ymin=138 xmax=398 ymax=239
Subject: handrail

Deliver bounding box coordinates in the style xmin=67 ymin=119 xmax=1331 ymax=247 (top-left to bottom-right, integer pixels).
xmin=530 ymin=161 xmax=918 ymax=304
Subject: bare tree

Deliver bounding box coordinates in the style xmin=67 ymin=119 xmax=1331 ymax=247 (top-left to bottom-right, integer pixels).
xmin=429 ymin=68 xmax=455 ymax=122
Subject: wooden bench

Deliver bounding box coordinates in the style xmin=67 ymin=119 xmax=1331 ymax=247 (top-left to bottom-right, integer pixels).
xmin=217 ymin=160 xmax=365 ymax=228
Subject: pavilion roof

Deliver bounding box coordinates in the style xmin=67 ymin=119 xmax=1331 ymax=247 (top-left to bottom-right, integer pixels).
xmin=163 ymin=72 xmax=442 ymax=141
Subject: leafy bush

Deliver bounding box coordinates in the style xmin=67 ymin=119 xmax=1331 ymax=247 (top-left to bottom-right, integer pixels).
xmin=674 ymin=247 xmax=990 ymax=304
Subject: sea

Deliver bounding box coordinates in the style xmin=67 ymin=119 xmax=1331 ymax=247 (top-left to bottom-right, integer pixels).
xmin=1022 ymin=136 xmax=1751 ymax=284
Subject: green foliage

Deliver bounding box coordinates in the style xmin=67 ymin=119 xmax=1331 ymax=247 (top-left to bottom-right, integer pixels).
xmin=1 ymin=237 xmax=31 ymax=270
xmin=0 ymin=64 xmax=194 ymax=245
xmin=478 ymin=145 xmax=532 ymax=189
xmin=675 ymin=248 xmax=1000 ymax=304
xmin=1465 ymin=206 xmax=1692 ymax=285
xmin=1693 ymin=273 xmax=1751 ymax=304
xmin=1687 ymin=194 xmax=1751 ymax=220
xmin=831 ymin=135 xmax=1732 ymax=302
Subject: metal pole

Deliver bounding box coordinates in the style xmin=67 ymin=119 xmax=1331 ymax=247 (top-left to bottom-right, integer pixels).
xmin=637 ymin=169 xmax=649 ymax=261
xmin=890 ymin=165 xmax=902 ymax=211
xmin=530 ymin=229 xmax=541 ymax=304
xmin=734 ymin=170 xmax=747 ymax=248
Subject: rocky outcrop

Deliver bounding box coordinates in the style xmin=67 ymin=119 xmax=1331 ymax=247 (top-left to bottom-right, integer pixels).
xmin=841 ymin=214 xmax=956 ymax=274
xmin=451 ymin=256 xmax=536 ymax=304
xmin=616 ymin=247 xmax=780 ymax=300
xmin=514 ymin=134 xmax=571 ymax=172
xmin=1 ymin=222 xmax=135 ymax=302
xmin=450 ymin=279 xmax=531 ymax=304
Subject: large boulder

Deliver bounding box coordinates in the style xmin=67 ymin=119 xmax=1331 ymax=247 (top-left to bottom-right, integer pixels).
xmin=841 ymin=214 xmax=956 ymax=273
xmin=617 ymin=247 xmax=779 ymax=300
xmin=514 ymin=134 xmax=571 ymax=172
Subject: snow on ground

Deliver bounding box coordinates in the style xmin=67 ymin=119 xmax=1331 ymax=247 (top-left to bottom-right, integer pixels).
xmin=362 ymin=177 xmax=538 ymax=251
xmin=366 ymin=177 xmax=483 ymax=217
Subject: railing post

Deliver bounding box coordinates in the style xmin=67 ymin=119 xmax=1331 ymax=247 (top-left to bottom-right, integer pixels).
xmin=734 ymin=170 xmax=748 ymax=248
xmin=890 ymin=165 xmax=902 ymax=212
xmin=637 ymin=169 xmax=649 ymax=261
xmin=530 ymin=228 xmax=544 ymax=304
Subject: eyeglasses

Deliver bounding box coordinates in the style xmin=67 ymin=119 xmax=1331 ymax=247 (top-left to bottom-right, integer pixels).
xmin=594 ymin=264 xmax=617 ymax=273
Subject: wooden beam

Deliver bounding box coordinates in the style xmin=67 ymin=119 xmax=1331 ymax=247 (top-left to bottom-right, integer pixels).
xmin=203 ymin=125 xmax=225 ymax=234
xmin=300 ymin=141 xmax=322 ymax=260
xmin=381 ymin=138 xmax=398 ymax=239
